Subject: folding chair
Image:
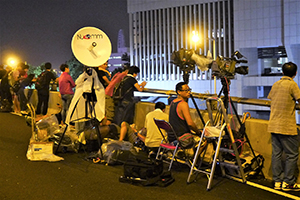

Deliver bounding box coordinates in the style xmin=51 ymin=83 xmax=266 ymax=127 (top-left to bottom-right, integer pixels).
xmin=153 ymin=118 xmax=181 ymax=171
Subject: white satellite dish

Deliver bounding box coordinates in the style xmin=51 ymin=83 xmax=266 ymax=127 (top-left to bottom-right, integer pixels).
xmin=71 ymin=26 xmax=112 ymax=67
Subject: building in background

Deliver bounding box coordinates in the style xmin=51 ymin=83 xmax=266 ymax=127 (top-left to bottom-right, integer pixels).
xmin=127 ymin=0 xmax=300 ymax=121
xmin=109 ymin=29 xmax=130 ymax=73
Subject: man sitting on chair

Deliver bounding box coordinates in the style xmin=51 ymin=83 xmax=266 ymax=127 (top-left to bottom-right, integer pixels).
xmin=119 ymin=102 xmax=169 ymax=152
xmin=169 ymin=82 xmax=201 ymax=154
xmin=140 ymin=102 xmax=169 ymax=154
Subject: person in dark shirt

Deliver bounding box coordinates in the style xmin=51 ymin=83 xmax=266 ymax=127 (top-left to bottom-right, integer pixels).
xmin=113 ymin=66 xmax=147 ymax=126
xmin=36 ymin=62 xmax=58 ymax=115
xmin=0 ymin=66 xmax=12 ymax=110
xmin=169 ymin=82 xmax=201 ymax=156
xmin=96 ymin=61 xmax=111 ymax=88
xmin=12 ymin=63 xmax=31 ymax=115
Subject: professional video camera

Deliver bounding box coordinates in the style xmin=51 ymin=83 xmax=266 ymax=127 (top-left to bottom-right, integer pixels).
xmin=211 ymin=51 xmax=248 ymax=79
xmin=170 ymin=49 xmax=248 ymax=80
xmin=170 ymin=48 xmax=212 ymax=82
xmin=170 ymin=49 xmax=196 ymax=72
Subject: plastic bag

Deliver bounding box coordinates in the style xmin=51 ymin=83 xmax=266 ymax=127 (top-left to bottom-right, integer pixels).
xmin=101 ymin=139 xmax=136 ymax=165
xmin=36 ymin=115 xmax=61 ymax=141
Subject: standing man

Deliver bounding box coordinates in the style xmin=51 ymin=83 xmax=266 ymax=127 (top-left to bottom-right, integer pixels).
xmin=59 ymin=64 xmax=76 ymax=124
xmin=113 ymin=66 xmax=147 ymax=126
xmin=268 ymin=62 xmax=300 ymax=191
xmin=11 ymin=63 xmax=30 ymax=115
xmin=169 ymin=82 xmax=200 ymax=148
xmin=104 ymin=64 xmax=130 ymax=125
xmin=96 ymin=61 xmax=111 ymax=88
xmin=36 ymin=62 xmax=58 ymax=115
xmin=0 ymin=66 xmax=13 ymax=111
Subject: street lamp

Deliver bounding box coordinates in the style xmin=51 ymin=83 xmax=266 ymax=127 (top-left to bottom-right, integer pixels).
xmin=7 ymin=57 xmax=19 ymax=68
xmin=191 ymin=31 xmax=200 ymax=44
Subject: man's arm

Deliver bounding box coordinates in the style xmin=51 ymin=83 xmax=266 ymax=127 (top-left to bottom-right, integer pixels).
xmin=102 ymin=75 xmax=110 ymax=85
xmin=179 ymin=101 xmax=201 ymax=135
xmin=134 ymin=81 xmax=147 ymax=92
xmin=68 ymin=75 xmax=76 ymax=88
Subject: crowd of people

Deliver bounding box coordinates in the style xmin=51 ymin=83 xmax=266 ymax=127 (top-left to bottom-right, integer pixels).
xmin=1 ymin=60 xmax=300 ymax=191
xmin=0 ymin=61 xmax=202 ymax=157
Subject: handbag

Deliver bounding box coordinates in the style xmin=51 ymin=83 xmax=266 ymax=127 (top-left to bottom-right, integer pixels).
xmin=178 ymin=133 xmax=194 ymax=148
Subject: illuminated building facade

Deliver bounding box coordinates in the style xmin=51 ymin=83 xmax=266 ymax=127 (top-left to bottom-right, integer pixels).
xmin=127 ymin=0 xmax=300 ymax=119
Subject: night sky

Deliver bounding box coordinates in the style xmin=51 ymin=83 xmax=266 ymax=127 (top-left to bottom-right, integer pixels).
xmin=0 ymin=0 xmax=129 ymax=69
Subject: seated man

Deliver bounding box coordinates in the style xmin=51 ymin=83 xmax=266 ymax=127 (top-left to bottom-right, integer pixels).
xmin=119 ymin=102 xmax=169 ymax=155
xmin=118 ymin=102 xmax=168 ymax=146
xmin=169 ymin=82 xmax=201 ymax=155
xmin=143 ymin=102 xmax=169 ymax=150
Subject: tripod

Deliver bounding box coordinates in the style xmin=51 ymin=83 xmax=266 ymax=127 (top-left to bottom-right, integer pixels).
xmin=217 ymin=77 xmax=265 ymax=178
xmin=55 ymin=70 xmax=104 ymax=159
xmin=183 ymin=70 xmax=206 ymax=127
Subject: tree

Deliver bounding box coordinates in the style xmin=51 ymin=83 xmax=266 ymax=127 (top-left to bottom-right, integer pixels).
xmin=66 ymin=55 xmax=84 ymax=81
xmin=28 ymin=63 xmax=44 ymax=77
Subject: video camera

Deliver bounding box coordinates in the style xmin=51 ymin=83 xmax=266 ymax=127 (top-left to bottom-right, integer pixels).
xmin=211 ymin=51 xmax=248 ymax=79
xmin=170 ymin=49 xmax=248 ymax=80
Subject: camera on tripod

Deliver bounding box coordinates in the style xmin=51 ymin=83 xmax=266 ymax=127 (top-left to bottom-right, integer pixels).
xmin=170 ymin=49 xmax=249 ymax=80
xmin=212 ymin=51 xmax=248 ymax=79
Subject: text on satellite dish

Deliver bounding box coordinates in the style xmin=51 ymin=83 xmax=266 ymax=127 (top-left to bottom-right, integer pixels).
xmin=76 ymin=34 xmax=103 ymax=40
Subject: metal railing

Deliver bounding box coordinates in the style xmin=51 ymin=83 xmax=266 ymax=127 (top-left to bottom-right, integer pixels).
xmin=143 ymin=88 xmax=300 ymax=110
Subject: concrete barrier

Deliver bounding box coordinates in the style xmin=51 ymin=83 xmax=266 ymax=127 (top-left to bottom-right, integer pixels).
xmin=134 ymin=101 xmax=300 ymax=181
xmin=25 ymin=89 xmax=62 ymax=115
xmin=26 ymin=90 xmax=299 ymax=181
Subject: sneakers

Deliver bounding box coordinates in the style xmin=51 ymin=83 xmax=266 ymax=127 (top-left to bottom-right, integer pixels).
xmin=274 ymin=182 xmax=282 ymax=190
xmin=282 ymin=182 xmax=300 ymax=191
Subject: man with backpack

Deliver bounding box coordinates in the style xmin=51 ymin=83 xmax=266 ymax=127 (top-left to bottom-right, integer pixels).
xmin=10 ymin=63 xmax=31 ymax=115
xmin=36 ymin=62 xmax=58 ymax=115
xmin=113 ymin=66 xmax=147 ymax=126
xmin=103 ymin=64 xmax=130 ymax=125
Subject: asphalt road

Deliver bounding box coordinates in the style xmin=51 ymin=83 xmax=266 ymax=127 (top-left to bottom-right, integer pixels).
xmin=0 ymin=112 xmax=298 ymax=200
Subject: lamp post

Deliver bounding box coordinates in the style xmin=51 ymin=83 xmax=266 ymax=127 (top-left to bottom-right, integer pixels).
xmin=191 ymin=31 xmax=216 ymax=94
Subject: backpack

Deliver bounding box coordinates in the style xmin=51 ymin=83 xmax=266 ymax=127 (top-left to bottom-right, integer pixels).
xmin=112 ymin=76 xmax=131 ymax=102
xmin=35 ymin=71 xmax=47 ymax=90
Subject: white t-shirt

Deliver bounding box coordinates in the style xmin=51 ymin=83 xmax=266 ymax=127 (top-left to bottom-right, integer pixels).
xmin=145 ymin=108 xmax=169 ymax=147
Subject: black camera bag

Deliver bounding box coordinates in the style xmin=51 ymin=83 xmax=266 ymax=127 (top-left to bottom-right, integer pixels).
xmin=120 ymin=155 xmax=175 ymax=187
xmin=123 ymin=156 xmax=163 ymax=180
